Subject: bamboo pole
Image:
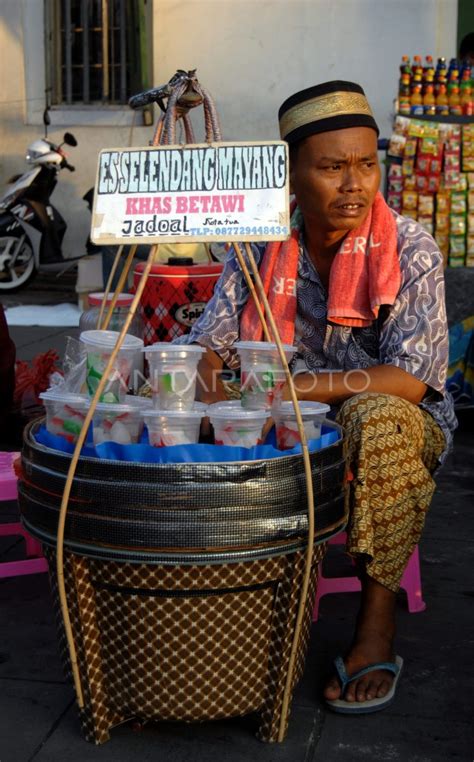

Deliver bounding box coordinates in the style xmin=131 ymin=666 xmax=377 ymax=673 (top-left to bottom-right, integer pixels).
xmin=242 ymin=241 xmax=315 ymax=742
xmin=56 ymin=244 xmax=158 ymax=709
xmin=95 ymin=244 xmax=124 ymax=329
xmin=100 ymin=244 xmax=137 ymax=330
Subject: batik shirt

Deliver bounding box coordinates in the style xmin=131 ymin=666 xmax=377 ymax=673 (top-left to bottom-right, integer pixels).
xmin=184 ymin=211 xmax=457 ymax=463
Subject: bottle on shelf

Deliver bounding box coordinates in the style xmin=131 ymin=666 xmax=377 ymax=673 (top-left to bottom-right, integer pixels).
xmin=460 ymin=62 xmax=472 ymax=86
xmin=448 ymin=57 xmax=460 ymax=84
xmin=410 ymin=83 xmax=424 ymax=116
xmin=423 ymin=55 xmax=435 ymax=85
xmin=397 ymin=55 xmax=412 ymax=114
xmin=398 ymin=55 xmax=411 ymax=102
xmin=460 ymin=79 xmax=474 ymax=116
xmin=412 ymin=54 xmax=423 ymax=81
xmin=448 ymin=85 xmax=463 ymax=116
xmin=399 ymin=55 xmax=411 ymax=77
xmin=436 ymin=83 xmax=449 ymax=116
xmin=399 ymin=88 xmax=411 ymax=115
xmin=423 ymin=84 xmax=436 ymax=116
xmin=435 ymin=56 xmax=448 ymax=96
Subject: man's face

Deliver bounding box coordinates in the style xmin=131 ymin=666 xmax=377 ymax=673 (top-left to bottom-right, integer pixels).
xmin=289 ymin=126 xmax=381 ymax=235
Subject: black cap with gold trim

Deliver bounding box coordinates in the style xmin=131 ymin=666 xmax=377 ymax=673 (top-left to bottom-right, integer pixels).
xmin=278 ymin=80 xmax=379 ymax=145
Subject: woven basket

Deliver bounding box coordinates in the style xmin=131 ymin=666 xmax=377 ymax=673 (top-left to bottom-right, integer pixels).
xmin=19 ymin=421 xmax=347 ymax=744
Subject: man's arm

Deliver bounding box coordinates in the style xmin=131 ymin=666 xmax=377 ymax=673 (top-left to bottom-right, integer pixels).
xmin=292 ymin=222 xmax=446 ymax=409
xmin=196 ymin=347 xmax=227 ymax=404
xmin=289 ymin=364 xmax=427 ymax=406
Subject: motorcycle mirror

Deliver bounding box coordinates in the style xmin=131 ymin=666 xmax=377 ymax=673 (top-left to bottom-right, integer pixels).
xmin=43 ymin=108 xmax=51 ymax=127
xmin=63 ymin=132 xmax=77 ymax=147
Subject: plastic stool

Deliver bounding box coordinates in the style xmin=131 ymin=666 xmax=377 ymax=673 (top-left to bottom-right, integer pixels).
xmin=313 ymin=531 xmax=426 ymax=621
xmin=0 ymin=451 xmax=48 ymax=578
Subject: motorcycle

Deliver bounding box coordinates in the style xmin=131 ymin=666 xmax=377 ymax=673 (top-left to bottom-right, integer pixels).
xmin=0 ymin=130 xmax=90 ymax=292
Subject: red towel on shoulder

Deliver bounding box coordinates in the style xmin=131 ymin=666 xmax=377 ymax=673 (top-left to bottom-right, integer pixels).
xmin=240 ymin=192 xmax=400 ymax=343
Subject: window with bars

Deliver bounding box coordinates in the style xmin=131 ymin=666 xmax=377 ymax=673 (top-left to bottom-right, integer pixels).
xmin=44 ymin=0 xmax=150 ymax=106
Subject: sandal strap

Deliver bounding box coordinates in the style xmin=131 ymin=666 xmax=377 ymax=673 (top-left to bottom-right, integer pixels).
xmin=333 ymin=656 xmax=400 ymax=692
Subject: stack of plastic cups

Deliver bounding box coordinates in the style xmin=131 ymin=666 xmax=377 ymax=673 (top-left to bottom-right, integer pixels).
xmin=39 ymin=389 xmax=89 ymax=444
xmin=141 ymin=344 xmax=206 ymax=447
xmin=142 ymin=402 xmax=207 ymax=447
xmin=80 ymin=330 xmax=144 ymax=403
xmin=234 ymin=341 xmax=296 ymax=411
xmin=207 ymin=400 xmax=269 ymax=448
xmin=272 ymin=401 xmax=330 ymax=450
xmin=78 ymin=329 xmax=146 ymax=445
xmin=89 ymin=397 xmax=152 ymax=445
xmin=207 ymin=341 xmax=297 ymax=450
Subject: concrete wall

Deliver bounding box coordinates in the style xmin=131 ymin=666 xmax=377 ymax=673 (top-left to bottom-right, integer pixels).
xmin=153 ymin=0 xmax=458 ymax=142
xmin=0 ymin=0 xmax=458 ymax=258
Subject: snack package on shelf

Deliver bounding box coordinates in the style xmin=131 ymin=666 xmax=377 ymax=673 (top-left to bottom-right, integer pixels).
xmin=387 ymin=64 xmax=474 ymax=265
xmin=462 ymin=124 xmax=474 ymax=171
xmin=388 ymin=133 xmax=406 ymax=158
xmin=402 ymin=189 xmax=418 ymax=211
xmin=466 ymin=234 xmax=474 ymax=266
xmin=450 ymin=214 xmax=467 ymax=236
xmin=435 ymin=212 xmax=449 ymax=234
xmin=450 ymin=192 xmax=467 ymax=214
xmin=387 ymin=192 xmax=402 ymax=212
xmin=449 ymin=235 xmax=466 ymax=266
xmin=418 ymin=195 xmax=435 ymax=216
xmin=436 ymin=233 xmax=450 ymax=266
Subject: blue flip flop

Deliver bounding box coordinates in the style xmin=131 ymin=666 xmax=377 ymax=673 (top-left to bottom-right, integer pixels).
xmin=325 ymin=655 xmax=404 ymax=714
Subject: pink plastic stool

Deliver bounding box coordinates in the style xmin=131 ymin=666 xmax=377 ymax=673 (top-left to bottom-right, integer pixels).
xmin=0 ymin=451 xmax=48 ymax=578
xmin=312 ymin=531 xmax=426 ymax=621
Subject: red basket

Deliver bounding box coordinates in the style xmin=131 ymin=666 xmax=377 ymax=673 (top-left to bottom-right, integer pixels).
xmin=134 ymin=262 xmax=223 ymax=345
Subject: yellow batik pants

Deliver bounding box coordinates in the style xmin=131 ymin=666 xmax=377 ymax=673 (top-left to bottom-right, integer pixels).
xmin=336 ymin=393 xmax=446 ymax=593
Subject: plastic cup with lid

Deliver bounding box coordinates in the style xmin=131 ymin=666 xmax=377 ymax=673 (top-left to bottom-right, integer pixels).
xmin=79 ymin=295 xmax=144 ymax=393
xmin=82 ymin=395 xmax=152 ymax=446
xmin=208 ymin=400 xmax=269 ymax=447
xmin=142 ymin=403 xmax=206 ymax=447
xmin=144 ymin=343 xmax=205 ymax=410
xmin=80 ymin=329 xmax=144 ymax=403
xmin=39 ymin=389 xmax=88 ymax=443
xmin=273 ymin=401 xmax=330 ymax=450
xmin=234 ymin=341 xmax=297 ymax=410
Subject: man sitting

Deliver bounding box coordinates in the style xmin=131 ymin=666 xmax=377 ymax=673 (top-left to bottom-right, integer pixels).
xmin=184 ymin=80 xmax=457 ymax=713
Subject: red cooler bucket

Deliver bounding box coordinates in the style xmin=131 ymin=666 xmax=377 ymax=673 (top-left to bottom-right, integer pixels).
xmin=134 ymin=262 xmax=223 ymax=345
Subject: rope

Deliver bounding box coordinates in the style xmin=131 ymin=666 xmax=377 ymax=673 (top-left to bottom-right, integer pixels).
xmin=199 ymin=85 xmax=223 ymax=142
xmin=162 ymin=82 xmax=188 ymax=144
xmin=57 ymin=244 xmax=159 ymax=708
xmin=151 ymin=75 xmax=222 ymax=145
xmin=230 ymin=243 xmax=316 ymax=739
xmin=183 ymin=113 xmax=196 ymax=144
xmin=242 ymin=242 xmax=316 ymax=742
xmin=151 ymin=114 xmax=165 ymax=146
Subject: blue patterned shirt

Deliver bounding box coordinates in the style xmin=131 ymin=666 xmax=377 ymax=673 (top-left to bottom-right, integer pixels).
xmin=184 ymin=211 xmax=457 ymax=463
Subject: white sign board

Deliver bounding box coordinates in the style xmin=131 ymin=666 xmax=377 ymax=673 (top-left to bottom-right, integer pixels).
xmin=91 ymin=141 xmax=289 ymax=245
